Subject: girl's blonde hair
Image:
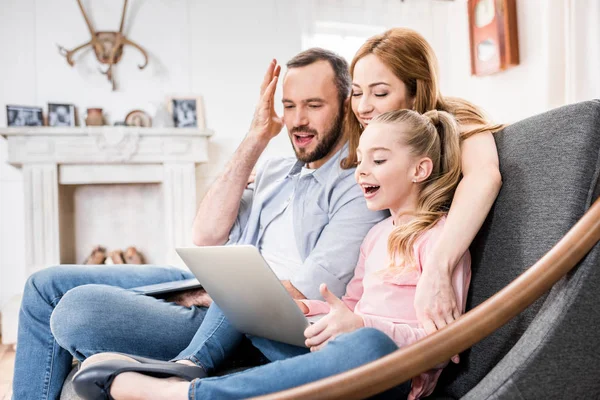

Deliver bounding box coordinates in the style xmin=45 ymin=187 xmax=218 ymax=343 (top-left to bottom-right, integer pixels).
xmin=342 ymin=27 xmax=503 ymax=169
xmin=372 ymin=109 xmax=461 ymax=271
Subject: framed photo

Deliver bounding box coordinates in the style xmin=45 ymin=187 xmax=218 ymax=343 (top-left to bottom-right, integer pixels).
xmin=468 ymin=0 xmax=519 ymax=76
xmin=48 ymin=103 xmax=76 ymax=127
xmin=167 ymin=96 xmax=205 ymax=129
xmin=6 ymin=105 xmax=44 ymax=127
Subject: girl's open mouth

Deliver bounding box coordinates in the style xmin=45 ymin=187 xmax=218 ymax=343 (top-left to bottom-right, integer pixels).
xmin=362 ymin=184 xmax=380 ymax=198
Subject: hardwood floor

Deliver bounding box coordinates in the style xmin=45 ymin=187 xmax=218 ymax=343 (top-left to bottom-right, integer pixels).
xmin=0 ymin=338 xmax=15 ymax=400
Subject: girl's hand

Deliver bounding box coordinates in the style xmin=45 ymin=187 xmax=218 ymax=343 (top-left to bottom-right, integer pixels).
xmin=414 ymin=260 xmax=460 ymax=363
xmin=303 ymin=284 xmax=364 ymax=352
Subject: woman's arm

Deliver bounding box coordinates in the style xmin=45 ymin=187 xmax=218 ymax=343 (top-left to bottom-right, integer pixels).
xmin=415 ymin=130 xmax=501 ymax=334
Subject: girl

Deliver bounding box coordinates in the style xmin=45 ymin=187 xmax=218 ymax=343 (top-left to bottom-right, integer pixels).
xmin=345 ymin=28 xmax=502 ymax=333
xmin=73 ymin=109 xmax=471 ymax=400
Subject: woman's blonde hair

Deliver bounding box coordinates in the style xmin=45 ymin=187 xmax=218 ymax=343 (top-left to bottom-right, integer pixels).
xmin=342 ymin=27 xmax=503 ymax=169
xmin=372 ymin=109 xmax=462 ymax=271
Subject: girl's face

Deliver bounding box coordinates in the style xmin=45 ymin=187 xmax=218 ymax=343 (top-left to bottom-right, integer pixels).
xmin=351 ymin=54 xmax=414 ymax=129
xmin=355 ymin=122 xmax=430 ymax=218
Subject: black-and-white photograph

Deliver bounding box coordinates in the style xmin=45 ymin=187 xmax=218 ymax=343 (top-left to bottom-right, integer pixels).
xmin=172 ymin=98 xmax=198 ymax=128
xmin=6 ymin=105 xmax=44 ymax=127
xmin=48 ymin=103 xmax=76 ymax=127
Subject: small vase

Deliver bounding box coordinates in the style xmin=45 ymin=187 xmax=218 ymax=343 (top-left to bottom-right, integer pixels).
xmin=85 ymin=108 xmax=104 ymax=126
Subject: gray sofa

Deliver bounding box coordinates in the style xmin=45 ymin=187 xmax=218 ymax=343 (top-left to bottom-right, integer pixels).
xmin=433 ymin=99 xmax=600 ymax=399
xmin=61 ymin=100 xmax=600 ymax=399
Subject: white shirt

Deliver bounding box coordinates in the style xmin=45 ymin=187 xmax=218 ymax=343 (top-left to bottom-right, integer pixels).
xmin=259 ymin=167 xmax=315 ymax=280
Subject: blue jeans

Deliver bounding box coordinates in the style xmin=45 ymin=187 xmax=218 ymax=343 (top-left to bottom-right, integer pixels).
xmin=187 ymin=327 xmax=410 ymax=399
xmin=174 ymin=305 xmax=409 ymax=399
xmin=173 ymin=303 xmax=309 ymax=372
xmin=12 ymin=264 xmax=205 ymax=400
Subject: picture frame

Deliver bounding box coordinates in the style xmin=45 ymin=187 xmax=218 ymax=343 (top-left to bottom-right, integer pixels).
xmin=468 ymin=0 xmax=519 ymax=76
xmin=6 ymin=105 xmax=44 ymax=127
xmin=167 ymin=96 xmax=205 ymax=129
xmin=48 ymin=103 xmax=76 ymax=127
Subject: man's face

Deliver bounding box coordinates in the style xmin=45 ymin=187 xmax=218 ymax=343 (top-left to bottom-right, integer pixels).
xmin=282 ymin=61 xmax=344 ymax=165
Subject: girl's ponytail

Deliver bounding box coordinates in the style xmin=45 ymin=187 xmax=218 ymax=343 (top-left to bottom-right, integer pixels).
xmin=373 ymin=109 xmax=462 ymax=271
xmin=422 ymin=109 xmax=462 ymax=203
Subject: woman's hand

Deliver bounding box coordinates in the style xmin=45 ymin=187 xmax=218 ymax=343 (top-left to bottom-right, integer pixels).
xmin=415 ymin=260 xmax=460 ymax=363
xmin=247 ymin=169 xmax=257 ymax=186
xmin=303 ymin=284 xmax=364 ymax=352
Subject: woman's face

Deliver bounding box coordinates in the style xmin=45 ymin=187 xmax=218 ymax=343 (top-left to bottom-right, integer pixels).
xmin=351 ymin=54 xmax=414 ymax=128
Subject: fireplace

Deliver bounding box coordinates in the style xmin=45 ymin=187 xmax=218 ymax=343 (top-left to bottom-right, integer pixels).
xmin=59 ymin=182 xmax=164 ymax=265
xmin=1 ymin=126 xmax=213 ymax=276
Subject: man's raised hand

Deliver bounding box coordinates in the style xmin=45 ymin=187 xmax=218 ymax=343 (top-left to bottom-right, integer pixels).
xmin=249 ymin=59 xmax=284 ymax=143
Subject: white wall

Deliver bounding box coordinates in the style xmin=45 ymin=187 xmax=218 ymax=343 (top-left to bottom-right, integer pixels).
xmin=1 ymin=0 xmax=598 ymax=308
xmin=431 ymin=0 xmax=551 ymax=123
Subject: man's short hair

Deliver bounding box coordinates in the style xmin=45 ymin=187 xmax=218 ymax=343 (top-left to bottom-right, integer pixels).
xmin=286 ymin=48 xmax=351 ymax=106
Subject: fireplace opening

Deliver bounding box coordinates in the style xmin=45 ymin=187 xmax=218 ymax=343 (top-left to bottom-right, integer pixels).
xmin=58 ymin=183 xmax=165 ymax=265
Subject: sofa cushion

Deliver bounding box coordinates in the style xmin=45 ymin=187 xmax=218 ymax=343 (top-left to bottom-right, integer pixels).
xmin=433 ymin=100 xmax=600 ymax=398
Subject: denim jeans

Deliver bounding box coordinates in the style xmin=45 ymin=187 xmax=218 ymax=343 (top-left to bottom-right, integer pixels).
xmin=173 ymin=304 xmax=409 ymax=399
xmin=12 ymin=264 xmax=205 ymax=400
xmin=187 ymin=327 xmax=410 ymax=399
xmin=173 ymin=303 xmax=309 ymax=372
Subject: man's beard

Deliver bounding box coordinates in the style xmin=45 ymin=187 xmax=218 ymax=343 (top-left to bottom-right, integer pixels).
xmin=290 ymin=110 xmax=344 ymax=165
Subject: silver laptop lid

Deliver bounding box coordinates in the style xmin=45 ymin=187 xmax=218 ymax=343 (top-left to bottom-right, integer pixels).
xmin=176 ymin=245 xmax=309 ymax=347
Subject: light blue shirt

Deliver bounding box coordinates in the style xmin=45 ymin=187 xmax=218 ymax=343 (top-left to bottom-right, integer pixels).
xmin=228 ymin=143 xmax=389 ymax=300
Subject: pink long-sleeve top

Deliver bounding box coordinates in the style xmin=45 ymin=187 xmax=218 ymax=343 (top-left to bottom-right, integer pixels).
xmin=300 ymin=216 xmax=471 ymax=399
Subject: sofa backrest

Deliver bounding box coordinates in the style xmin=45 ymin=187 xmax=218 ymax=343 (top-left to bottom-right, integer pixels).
xmin=433 ymin=100 xmax=600 ymax=398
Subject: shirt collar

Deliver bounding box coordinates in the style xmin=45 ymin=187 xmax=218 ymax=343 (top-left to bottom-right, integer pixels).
xmin=285 ymin=141 xmax=350 ymax=186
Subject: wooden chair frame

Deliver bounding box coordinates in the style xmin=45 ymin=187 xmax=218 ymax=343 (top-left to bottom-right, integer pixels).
xmin=252 ymin=197 xmax=600 ymax=400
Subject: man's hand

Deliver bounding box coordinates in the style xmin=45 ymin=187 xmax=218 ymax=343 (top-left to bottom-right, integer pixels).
xmin=415 ymin=260 xmax=460 ymax=363
xmin=281 ymin=280 xmax=306 ymax=300
xmin=248 ymin=59 xmax=284 ymax=143
xmin=303 ymin=284 xmax=363 ymax=352
xmin=166 ymin=288 xmax=213 ymax=308
xmin=294 ymin=299 xmax=309 ymax=314
xmin=191 ymin=58 xmax=283 ymax=247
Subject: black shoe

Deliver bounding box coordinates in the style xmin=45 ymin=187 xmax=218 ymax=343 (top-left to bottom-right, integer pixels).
xmin=72 ymin=352 xmax=207 ymax=400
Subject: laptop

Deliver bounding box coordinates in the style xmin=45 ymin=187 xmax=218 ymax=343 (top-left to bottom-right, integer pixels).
xmin=175 ymin=245 xmax=313 ymax=348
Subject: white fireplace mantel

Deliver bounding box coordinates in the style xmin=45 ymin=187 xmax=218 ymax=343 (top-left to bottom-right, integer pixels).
xmin=0 ymin=126 xmax=213 ymax=276
xmin=1 ymin=126 xmax=213 ymax=166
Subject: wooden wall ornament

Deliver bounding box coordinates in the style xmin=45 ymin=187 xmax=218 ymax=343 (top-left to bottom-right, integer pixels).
xmin=58 ymin=0 xmax=149 ymax=90
xmin=468 ymin=0 xmax=519 ymax=76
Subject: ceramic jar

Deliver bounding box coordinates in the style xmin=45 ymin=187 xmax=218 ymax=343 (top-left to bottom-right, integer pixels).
xmin=85 ymin=108 xmax=104 ymax=126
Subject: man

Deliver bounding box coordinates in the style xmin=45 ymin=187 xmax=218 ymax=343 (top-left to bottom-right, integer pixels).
xmin=12 ymin=48 xmax=386 ymax=400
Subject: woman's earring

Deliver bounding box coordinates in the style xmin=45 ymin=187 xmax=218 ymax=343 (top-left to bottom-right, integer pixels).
xmin=412 ymin=179 xmax=417 ymax=183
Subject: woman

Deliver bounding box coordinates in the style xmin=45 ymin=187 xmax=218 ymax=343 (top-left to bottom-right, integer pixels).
xmin=344 ymin=28 xmax=502 ymax=333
